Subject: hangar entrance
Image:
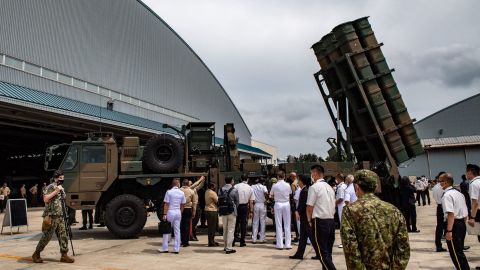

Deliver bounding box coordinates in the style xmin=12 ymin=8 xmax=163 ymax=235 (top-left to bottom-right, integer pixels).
xmin=0 ymin=101 xmax=155 ymax=199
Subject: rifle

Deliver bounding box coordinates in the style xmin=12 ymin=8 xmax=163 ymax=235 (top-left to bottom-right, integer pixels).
xmin=60 ymin=191 xmax=75 ymax=256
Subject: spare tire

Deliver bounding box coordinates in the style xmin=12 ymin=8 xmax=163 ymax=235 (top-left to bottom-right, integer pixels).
xmin=143 ymin=134 xmax=184 ymax=173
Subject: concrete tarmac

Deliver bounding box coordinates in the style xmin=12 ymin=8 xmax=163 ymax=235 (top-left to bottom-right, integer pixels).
xmin=0 ymin=203 xmax=479 ymax=270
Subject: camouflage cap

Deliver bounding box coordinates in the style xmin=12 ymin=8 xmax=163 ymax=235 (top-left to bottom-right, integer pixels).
xmin=353 ymin=169 xmax=378 ymax=190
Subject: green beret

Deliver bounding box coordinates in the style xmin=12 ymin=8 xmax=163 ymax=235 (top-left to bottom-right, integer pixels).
xmin=353 ymin=169 xmax=378 ymax=189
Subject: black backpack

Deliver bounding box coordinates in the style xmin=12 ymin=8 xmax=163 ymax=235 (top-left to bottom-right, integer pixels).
xmin=218 ymin=187 xmax=235 ymax=216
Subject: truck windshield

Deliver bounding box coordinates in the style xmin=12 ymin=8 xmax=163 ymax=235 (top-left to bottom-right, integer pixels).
xmin=44 ymin=143 xmax=70 ymax=171
xmin=62 ymin=146 xmax=78 ymax=170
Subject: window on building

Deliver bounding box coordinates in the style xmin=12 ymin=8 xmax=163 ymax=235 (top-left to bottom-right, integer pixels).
xmin=72 ymin=78 xmax=85 ymax=89
xmin=42 ymin=68 xmax=57 ymax=80
xmin=82 ymin=145 xmax=106 ymax=163
xmin=86 ymin=83 xmax=97 ymax=93
xmin=4 ymin=56 xmax=23 ymax=69
xmin=58 ymin=73 xmax=72 ymax=85
xmin=99 ymin=87 xmax=109 ymax=96
xmin=110 ymin=91 xmax=119 ymax=100
xmin=24 ymin=62 xmax=41 ymax=76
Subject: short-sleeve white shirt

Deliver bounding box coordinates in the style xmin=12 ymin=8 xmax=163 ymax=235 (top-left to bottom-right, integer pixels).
xmin=432 ymin=183 xmax=444 ymax=204
xmin=235 ymin=181 xmax=254 ymax=204
xmin=306 ymin=179 xmax=335 ymax=219
xmin=164 ymin=187 xmax=186 ymax=210
xmin=252 ymin=183 xmax=268 ymax=203
xmin=270 ymin=180 xmax=291 ymax=203
xmin=336 ymin=182 xmax=347 ymax=208
xmin=344 ymin=183 xmax=357 ymax=203
xmin=469 ymin=176 xmax=480 ymax=210
xmin=442 ymin=187 xmax=468 ymax=220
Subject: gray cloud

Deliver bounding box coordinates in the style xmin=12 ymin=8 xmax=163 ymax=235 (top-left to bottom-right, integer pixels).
xmin=142 ymin=0 xmax=480 ymax=158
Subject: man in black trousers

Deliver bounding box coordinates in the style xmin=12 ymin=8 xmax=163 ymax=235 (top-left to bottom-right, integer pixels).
xmin=306 ymin=165 xmax=336 ymax=270
xmin=289 ymin=174 xmax=320 ymax=259
xmin=432 ymin=172 xmax=447 ymax=252
xmin=440 ymin=173 xmax=470 ymax=270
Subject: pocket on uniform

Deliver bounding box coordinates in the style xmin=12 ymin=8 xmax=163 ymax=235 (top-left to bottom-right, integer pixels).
xmin=42 ymin=216 xmax=52 ymax=231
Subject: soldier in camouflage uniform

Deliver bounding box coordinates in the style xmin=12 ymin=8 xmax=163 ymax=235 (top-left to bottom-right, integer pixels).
xmin=340 ymin=170 xmax=410 ymax=270
xmin=32 ymin=170 xmax=74 ymax=263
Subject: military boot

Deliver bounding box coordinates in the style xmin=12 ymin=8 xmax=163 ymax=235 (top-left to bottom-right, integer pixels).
xmin=60 ymin=253 xmax=75 ymax=263
xmin=32 ymin=251 xmax=43 ymax=263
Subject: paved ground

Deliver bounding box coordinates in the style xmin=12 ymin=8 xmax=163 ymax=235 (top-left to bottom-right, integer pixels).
xmin=0 ymin=203 xmax=479 ymax=270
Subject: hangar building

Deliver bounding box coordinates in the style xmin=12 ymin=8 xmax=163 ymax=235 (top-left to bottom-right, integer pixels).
xmin=0 ymin=0 xmax=270 ymax=186
xmin=399 ymin=93 xmax=480 ymax=182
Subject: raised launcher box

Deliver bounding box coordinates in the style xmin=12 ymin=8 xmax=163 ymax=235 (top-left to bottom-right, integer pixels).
xmin=311 ymin=16 xmax=424 ymax=167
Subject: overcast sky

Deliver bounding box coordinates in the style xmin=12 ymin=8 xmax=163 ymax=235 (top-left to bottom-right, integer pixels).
xmin=143 ymin=0 xmax=480 ymax=159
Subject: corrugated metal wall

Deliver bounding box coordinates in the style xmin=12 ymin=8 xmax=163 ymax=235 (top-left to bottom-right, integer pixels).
xmin=0 ymin=0 xmax=251 ymax=143
xmin=414 ymin=94 xmax=480 ymax=139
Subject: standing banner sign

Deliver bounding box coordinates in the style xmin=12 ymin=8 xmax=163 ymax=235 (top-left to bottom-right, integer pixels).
xmin=1 ymin=199 xmax=29 ymax=235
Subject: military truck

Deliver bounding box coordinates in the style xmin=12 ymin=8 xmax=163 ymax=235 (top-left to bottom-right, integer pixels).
xmin=44 ymin=122 xmax=262 ymax=238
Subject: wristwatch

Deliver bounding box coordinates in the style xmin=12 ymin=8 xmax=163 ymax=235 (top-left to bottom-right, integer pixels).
xmin=446 ymin=230 xmax=452 ymax=233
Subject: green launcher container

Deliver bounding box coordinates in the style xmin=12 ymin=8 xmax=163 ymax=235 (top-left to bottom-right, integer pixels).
xmin=332 ymin=22 xmax=410 ymax=164
xmin=352 ymin=17 xmax=424 ymax=158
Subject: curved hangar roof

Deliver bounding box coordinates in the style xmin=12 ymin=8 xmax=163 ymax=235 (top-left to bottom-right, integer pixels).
xmin=0 ymin=0 xmax=251 ymax=144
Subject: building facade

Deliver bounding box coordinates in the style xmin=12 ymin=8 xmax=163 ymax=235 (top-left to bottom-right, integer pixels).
xmin=399 ymin=94 xmax=480 ymax=182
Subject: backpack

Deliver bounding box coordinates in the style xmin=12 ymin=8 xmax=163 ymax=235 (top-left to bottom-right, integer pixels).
xmin=218 ymin=187 xmax=235 ymax=216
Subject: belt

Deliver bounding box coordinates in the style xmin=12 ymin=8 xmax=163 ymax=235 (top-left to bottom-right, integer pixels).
xmin=454 ymin=218 xmax=466 ymax=222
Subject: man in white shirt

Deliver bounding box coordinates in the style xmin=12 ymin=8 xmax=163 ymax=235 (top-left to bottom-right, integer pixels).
xmin=415 ymin=177 xmax=426 ymax=206
xmin=335 ymin=174 xmax=347 ymax=249
xmin=234 ymin=175 xmax=254 ymax=247
xmin=467 ymin=164 xmax=480 ymax=226
xmin=307 ymin=165 xmax=336 ymax=270
xmin=251 ymin=178 xmax=268 ymax=243
xmin=160 ymin=178 xmax=186 ymax=254
xmin=432 ymin=172 xmax=447 ymax=252
xmin=466 ymin=164 xmax=480 ymax=258
xmin=440 ymin=173 xmax=470 ymax=270
xmin=270 ymin=170 xmax=292 ymax=250
xmin=344 ymin=175 xmax=357 ymax=206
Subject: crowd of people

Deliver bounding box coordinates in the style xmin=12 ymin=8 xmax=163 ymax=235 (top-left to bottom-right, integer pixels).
xmin=17 ymin=162 xmax=480 ymax=269
xmin=0 ymin=181 xmax=47 ymax=212
xmin=158 ymin=165 xmax=411 ymax=269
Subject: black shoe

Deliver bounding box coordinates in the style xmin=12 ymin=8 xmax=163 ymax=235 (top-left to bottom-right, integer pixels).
xmin=475 ymin=267 xmax=480 ymax=270
xmin=182 ymin=244 xmax=189 ymax=247
xmin=88 ymin=225 xmax=93 ymax=229
xmin=157 ymin=250 xmax=169 ymax=253
xmin=172 ymin=252 xmax=179 ymax=254
xmin=410 ymin=230 xmax=420 ymax=233
xmin=225 ymin=249 xmax=236 ymax=254
xmin=98 ymin=223 xmax=105 ymax=227
xmin=190 ymin=237 xmax=199 ymax=242
xmin=240 ymin=243 xmax=246 ymax=247
xmin=463 ymin=246 xmax=470 ymax=250
xmin=436 ymin=248 xmax=447 ymax=252
xmin=79 ymin=226 xmax=87 ymax=230
xmin=311 ymin=256 xmax=319 ymax=260
xmin=289 ymin=255 xmax=303 ymax=260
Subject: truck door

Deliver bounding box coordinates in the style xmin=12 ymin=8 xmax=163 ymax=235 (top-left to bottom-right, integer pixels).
xmin=61 ymin=145 xmax=80 ymax=193
xmin=79 ymin=145 xmax=108 ymax=191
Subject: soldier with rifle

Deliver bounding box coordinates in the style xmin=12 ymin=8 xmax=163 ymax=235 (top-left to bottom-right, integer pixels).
xmin=32 ymin=170 xmax=74 ymax=263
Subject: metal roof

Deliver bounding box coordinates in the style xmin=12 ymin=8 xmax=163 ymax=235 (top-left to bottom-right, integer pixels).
xmin=214 ymin=138 xmax=272 ymax=158
xmin=0 ymin=81 xmax=269 ymax=157
xmin=422 ymin=135 xmax=480 ymax=149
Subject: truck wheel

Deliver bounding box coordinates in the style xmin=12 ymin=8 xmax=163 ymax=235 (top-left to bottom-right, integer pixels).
xmin=105 ymin=194 xmax=147 ymax=239
xmin=143 ymin=134 xmax=184 ymax=173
